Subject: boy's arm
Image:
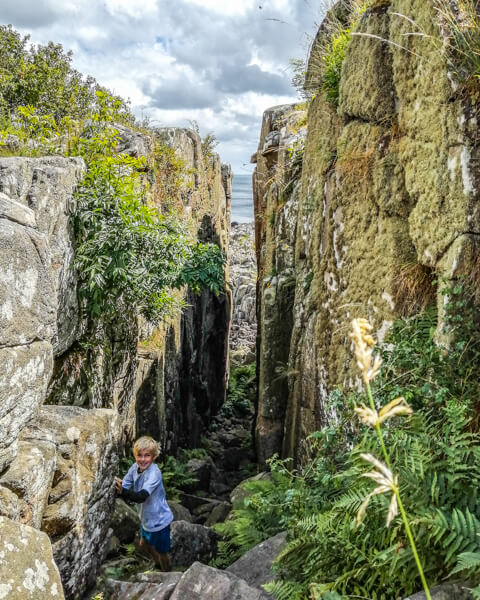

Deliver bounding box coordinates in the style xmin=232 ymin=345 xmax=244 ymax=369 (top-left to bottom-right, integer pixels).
xmin=120 ymin=488 xmax=150 ymax=503
xmin=121 ymin=465 xmax=135 ymax=490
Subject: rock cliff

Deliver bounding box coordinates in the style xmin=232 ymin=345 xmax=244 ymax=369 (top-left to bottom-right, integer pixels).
xmin=0 ymin=125 xmax=232 ymax=598
xmin=253 ymin=0 xmax=480 ymax=465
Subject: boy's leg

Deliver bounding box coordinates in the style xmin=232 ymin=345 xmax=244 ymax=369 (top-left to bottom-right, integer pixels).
xmin=157 ymin=552 xmax=171 ymax=572
xmin=139 ymin=536 xmax=170 ymax=571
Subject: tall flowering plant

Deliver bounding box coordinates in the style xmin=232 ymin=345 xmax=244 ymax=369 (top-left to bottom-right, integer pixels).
xmin=350 ymin=318 xmax=432 ymax=600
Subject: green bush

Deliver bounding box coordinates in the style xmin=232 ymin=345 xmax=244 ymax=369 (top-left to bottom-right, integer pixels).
xmin=0 ymin=25 xmax=132 ymax=122
xmin=220 ymin=363 xmax=256 ymax=417
xmin=217 ymin=284 xmax=480 ymax=599
xmin=322 ymin=29 xmax=351 ymax=108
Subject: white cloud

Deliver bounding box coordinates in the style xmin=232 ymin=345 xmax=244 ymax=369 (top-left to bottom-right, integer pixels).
xmin=0 ymin=0 xmax=326 ymax=170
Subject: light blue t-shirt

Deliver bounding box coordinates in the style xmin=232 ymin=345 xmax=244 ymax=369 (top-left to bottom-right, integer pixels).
xmin=122 ymin=462 xmax=173 ymax=532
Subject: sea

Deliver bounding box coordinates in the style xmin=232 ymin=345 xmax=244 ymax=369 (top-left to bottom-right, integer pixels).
xmin=231 ymin=173 xmax=254 ymax=223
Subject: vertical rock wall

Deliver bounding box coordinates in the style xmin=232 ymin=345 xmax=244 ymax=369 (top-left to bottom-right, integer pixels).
xmin=0 ymin=126 xmax=232 ymax=598
xmin=252 ymin=105 xmax=306 ymax=465
xmin=134 ymin=127 xmax=232 ymax=453
xmin=254 ymin=0 xmax=480 ymax=465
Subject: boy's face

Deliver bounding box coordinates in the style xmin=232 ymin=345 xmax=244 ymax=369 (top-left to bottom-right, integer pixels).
xmin=135 ymin=449 xmax=154 ymax=472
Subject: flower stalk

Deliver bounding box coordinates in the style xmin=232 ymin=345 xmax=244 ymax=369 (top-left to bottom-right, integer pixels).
xmin=350 ymin=318 xmax=432 ymax=600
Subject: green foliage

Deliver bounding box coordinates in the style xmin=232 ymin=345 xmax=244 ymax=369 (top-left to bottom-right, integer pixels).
xmin=179 ymin=242 xmax=226 ymax=297
xmin=159 ymin=455 xmax=198 ymax=501
xmin=212 ymin=462 xmax=300 ymax=568
xmin=284 ymin=141 xmax=305 ymax=197
xmin=0 ymin=25 xmax=226 ymax=331
xmin=220 ymin=363 xmax=256 ymax=417
xmin=0 ymin=24 xmax=132 ymax=123
xmin=73 ymin=92 xmax=225 ymax=324
xmin=153 ymin=137 xmax=195 ymax=210
xmin=189 ymin=119 xmax=218 ymax=164
xmin=434 ymin=0 xmax=480 ymax=90
xmin=322 ymin=29 xmax=351 ymax=107
xmin=218 ymin=284 xmax=480 ymax=599
xmin=290 ymin=57 xmax=310 ymax=100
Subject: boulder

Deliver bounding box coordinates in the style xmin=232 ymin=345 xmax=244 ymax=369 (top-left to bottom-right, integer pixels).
xmin=186 ymin=457 xmax=215 ymax=491
xmin=230 ymin=472 xmax=271 ymax=508
xmin=105 ymin=572 xmax=182 ymax=600
xmin=169 ymin=501 xmax=192 ymax=523
xmin=0 ymin=516 xmax=65 ymax=599
xmin=0 ymin=485 xmax=20 ymax=521
xmin=192 ymin=500 xmax=220 ymax=517
xmin=404 ymin=583 xmax=473 ymax=599
xmin=115 ymin=123 xmax=153 ymax=159
xmin=20 ymin=405 xmax=121 ymax=600
xmin=0 ymin=156 xmax=86 ymax=354
xmin=135 ymin=572 xmax=183 ymax=585
xmin=227 ymin=532 xmax=287 ymax=590
xmin=169 ymin=561 xmax=271 ymax=600
xmin=178 ymin=492 xmax=210 ymax=512
xmin=0 ymin=342 xmax=53 ymax=472
xmin=170 ymin=520 xmax=218 ymax=568
xmin=0 ymin=217 xmax=56 ymax=348
xmin=0 ymin=440 xmax=56 ymax=528
xmin=110 ymin=498 xmax=140 ymax=544
xmin=204 ymin=501 xmax=232 ymax=527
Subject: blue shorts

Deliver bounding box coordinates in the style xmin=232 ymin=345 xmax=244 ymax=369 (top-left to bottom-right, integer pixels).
xmin=140 ymin=524 xmax=171 ymax=553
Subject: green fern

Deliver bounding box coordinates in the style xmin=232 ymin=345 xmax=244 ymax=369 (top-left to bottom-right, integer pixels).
xmin=451 ymin=552 xmax=480 ymax=576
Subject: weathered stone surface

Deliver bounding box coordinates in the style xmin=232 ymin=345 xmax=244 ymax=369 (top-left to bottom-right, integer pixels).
xmin=0 ymin=440 xmax=56 ymax=528
xmin=0 ymin=156 xmax=85 ymax=354
xmin=135 ymin=571 xmax=183 ymax=585
xmin=110 ymin=498 xmax=140 ymax=544
xmin=230 ymin=473 xmax=271 ymax=509
xmin=170 ymin=520 xmax=218 ymax=567
xmin=229 ymin=223 xmax=256 ymax=357
xmin=186 ymin=458 xmax=214 ymax=491
xmin=0 ymin=342 xmax=53 ymax=470
xmin=20 ymin=406 xmax=121 ymax=600
xmin=227 ymin=532 xmax=286 ymax=590
xmin=0 ymin=192 xmax=36 ymax=227
xmin=253 ymin=0 xmax=480 ymax=466
xmin=169 ymin=501 xmax=192 ymax=523
xmin=105 ymin=572 xmax=182 ymax=600
xmin=0 ymin=516 xmax=65 ymax=599
xmin=204 ymin=501 xmax=231 ymax=527
xmin=0 ymin=217 xmax=56 ymax=347
xmin=169 ymin=561 xmax=271 ymax=600
xmin=252 ymin=103 xmax=305 ymax=465
xmin=339 ymin=5 xmax=395 ymax=122
xmin=115 ymin=123 xmax=154 ymax=159
xmin=404 ymin=583 xmax=473 ymax=599
xmin=0 ymin=485 xmax=20 ymax=521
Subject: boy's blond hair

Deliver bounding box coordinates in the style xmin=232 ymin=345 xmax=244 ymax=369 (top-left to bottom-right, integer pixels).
xmin=133 ymin=436 xmax=159 ymax=459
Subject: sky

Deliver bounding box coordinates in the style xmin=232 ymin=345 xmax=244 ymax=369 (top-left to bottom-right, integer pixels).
xmin=0 ymin=0 xmax=328 ymax=172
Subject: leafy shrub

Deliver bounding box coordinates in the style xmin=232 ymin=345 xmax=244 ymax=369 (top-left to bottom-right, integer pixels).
xmin=72 ymin=92 xmax=225 ymax=324
xmin=322 ymin=29 xmax=352 ymax=107
xmin=159 ymin=455 xmax=199 ymax=501
xmin=212 ymin=463 xmax=298 ymax=568
xmin=220 ymin=363 xmax=256 ymax=417
xmin=0 ymin=25 xmax=132 ymax=123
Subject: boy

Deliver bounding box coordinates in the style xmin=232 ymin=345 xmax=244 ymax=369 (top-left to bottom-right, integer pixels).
xmin=115 ymin=436 xmax=173 ymax=571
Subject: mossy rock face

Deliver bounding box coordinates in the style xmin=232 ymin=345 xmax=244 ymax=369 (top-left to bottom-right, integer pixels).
xmin=253 ymin=0 xmax=480 ymax=465
xmin=339 ymin=5 xmax=395 ymax=122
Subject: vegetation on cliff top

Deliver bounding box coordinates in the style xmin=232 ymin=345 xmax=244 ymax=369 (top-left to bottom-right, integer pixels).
xmin=0 ymin=24 xmax=226 ymax=324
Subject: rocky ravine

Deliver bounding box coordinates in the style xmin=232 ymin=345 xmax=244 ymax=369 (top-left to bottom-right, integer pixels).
xmin=229 ymin=222 xmax=257 ymax=362
xmin=253 ymin=0 xmax=480 ymax=466
xmin=0 ymin=125 xmax=232 ymax=599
